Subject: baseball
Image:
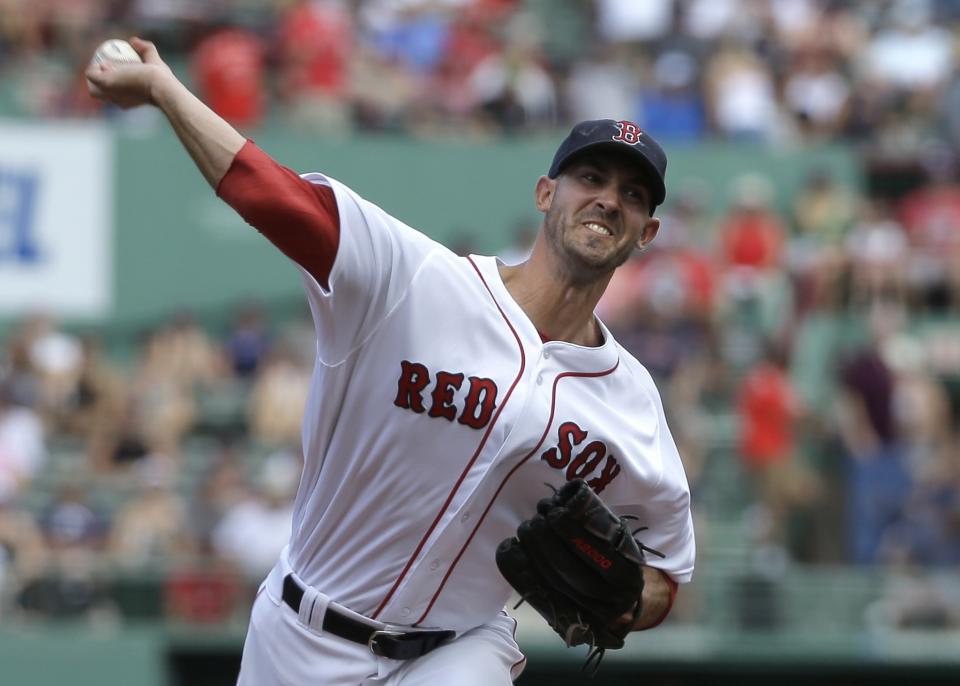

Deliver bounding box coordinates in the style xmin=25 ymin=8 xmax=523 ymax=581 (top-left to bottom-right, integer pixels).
xmin=91 ymin=39 xmax=142 ymax=66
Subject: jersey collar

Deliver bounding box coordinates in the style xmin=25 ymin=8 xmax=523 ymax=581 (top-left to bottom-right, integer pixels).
xmin=470 ymin=255 xmax=621 ymax=372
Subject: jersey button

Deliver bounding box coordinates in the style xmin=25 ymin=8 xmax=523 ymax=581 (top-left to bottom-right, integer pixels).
xmin=401 ymin=607 xmax=411 ymax=616
xmin=460 ymin=512 xmax=471 ymax=523
xmin=543 ymin=350 xmax=551 ymax=359
xmin=536 ymin=374 xmax=543 ymax=385
xmin=430 ymin=560 xmax=440 ymax=571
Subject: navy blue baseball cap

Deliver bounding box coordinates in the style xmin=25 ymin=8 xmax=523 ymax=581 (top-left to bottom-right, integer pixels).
xmin=548 ymin=119 xmax=667 ymax=207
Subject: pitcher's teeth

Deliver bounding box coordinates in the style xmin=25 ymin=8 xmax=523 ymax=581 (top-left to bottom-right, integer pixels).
xmin=585 ymin=223 xmax=611 ymax=236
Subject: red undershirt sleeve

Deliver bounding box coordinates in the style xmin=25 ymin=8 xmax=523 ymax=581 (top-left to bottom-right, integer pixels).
xmin=216 ymin=140 xmax=340 ymax=290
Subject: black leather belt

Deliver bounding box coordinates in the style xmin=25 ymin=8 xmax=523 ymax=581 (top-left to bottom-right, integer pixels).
xmin=281 ymin=574 xmax=455 ymax=660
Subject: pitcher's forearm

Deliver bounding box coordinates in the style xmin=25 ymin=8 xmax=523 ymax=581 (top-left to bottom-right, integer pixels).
xmin=151 ymin=75 xmax=246 ymax=189
xmin=632 ymin=567 xmax=673 ymax=630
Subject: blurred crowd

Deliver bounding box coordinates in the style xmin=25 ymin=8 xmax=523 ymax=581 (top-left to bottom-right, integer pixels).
xmin=2 ymin=0 xmax=960 ymax=631
xmin=0 ymin=305 xmax=312 ymax=623
xmin=591 ymin=149 xmax=960 ymax=627
xmin=2 ymin=0 xmax=960 ymax=146
xmin=590 ymin=155 xmax=960 ymax=578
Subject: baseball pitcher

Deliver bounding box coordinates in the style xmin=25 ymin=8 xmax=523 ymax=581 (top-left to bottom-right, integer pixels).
xmin=86 ymin=37 xmax=695 ymax=685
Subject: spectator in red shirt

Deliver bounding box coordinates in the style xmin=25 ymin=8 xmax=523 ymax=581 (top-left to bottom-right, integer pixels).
xmin=716 ymin=174 xmax=792 ymax=339
xmin=276 ymin=0 xmax=354 ymax=132
xmin=719 ymin=174 xmax=786 ymax=272
xmin=739 ymin=347 xmax=797 ymax=471
xmin=421 ymin=10 xmax=501 ymax=126
xmin=899 ymin=182 xmax=960 ymax=252
xmin=737 ymin=342 xmax=820 ymax=554
xmin=192 ymin=25 xmax=265 ymax=128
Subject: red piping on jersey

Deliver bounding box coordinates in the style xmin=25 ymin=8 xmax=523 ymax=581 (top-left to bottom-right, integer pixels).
xmin=507 ymin=611 xmax=527 ymax=677
xmin=370 ymin=256 xmax=526 ymax=619
xmin=415 ymin=361 xmax=620 ymax=625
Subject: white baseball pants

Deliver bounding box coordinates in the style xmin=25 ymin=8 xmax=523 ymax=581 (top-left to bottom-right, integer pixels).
xmin=235 ymin=564 xmax=526 ymax=685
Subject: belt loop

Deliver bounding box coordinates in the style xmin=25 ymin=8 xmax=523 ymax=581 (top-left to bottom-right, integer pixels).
xmin=296 ymin=583 xmax=329 ymax=634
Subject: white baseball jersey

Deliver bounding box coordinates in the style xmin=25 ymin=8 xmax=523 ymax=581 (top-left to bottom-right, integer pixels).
xmin=273 ymin=171 xmax=696 ymax=633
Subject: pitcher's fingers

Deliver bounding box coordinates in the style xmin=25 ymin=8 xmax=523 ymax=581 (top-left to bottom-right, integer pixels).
xmin=129 ymin=37 xmax=159 ymax=63
xmin=86 ymin=78 xmax=105 ymax=99
xmin=84 ymin=62 xmax=112 ymax=86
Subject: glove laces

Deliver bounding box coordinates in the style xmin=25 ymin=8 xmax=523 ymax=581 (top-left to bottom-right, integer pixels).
xmin=581 ymin=644 xmax=606 ymax=677
xmin=621 ymin=519 xmax=667 ymax=559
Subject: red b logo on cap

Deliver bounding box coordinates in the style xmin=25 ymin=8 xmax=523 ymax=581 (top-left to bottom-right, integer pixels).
xmin=612 ymin=120 xmax=643 ymax=145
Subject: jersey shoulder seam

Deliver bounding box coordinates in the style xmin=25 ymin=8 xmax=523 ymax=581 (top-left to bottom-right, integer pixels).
xmin=317 ymin=247 xmax=449 ymax=368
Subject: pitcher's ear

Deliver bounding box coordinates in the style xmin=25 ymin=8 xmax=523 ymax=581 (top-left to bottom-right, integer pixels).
xmin=637 ymin=217 xmax=660 ymax=249
xmin=535 ymin=176 xmax=555 ymax=213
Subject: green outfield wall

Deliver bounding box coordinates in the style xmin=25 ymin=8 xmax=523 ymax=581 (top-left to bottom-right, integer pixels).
xmin=108 ymin=128 xmax=856 ymax=327
xmin=1 ymin=123 xmax=857 ymax=328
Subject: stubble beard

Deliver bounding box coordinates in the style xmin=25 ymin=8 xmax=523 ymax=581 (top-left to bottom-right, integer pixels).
xmin=544 ymin=208 xmax=635 ymax=286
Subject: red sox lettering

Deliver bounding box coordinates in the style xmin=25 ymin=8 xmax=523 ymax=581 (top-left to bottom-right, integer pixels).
xmin=540 ymin=421 xmax=621 ymax=493
xmin=394 ymin=359 xmax=499 ymax=429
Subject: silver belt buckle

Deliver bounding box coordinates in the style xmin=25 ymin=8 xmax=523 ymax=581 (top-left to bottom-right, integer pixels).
xmin=367 ymin=629 xmax=406 ymax=656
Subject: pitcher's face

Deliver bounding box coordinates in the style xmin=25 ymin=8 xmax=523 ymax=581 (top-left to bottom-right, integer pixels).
xmin=538 ymin=151 xmax=660 ymax=283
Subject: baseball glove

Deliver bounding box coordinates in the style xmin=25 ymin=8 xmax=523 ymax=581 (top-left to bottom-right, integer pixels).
xmin=496 ymin=479 xmax=662 ymax=670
